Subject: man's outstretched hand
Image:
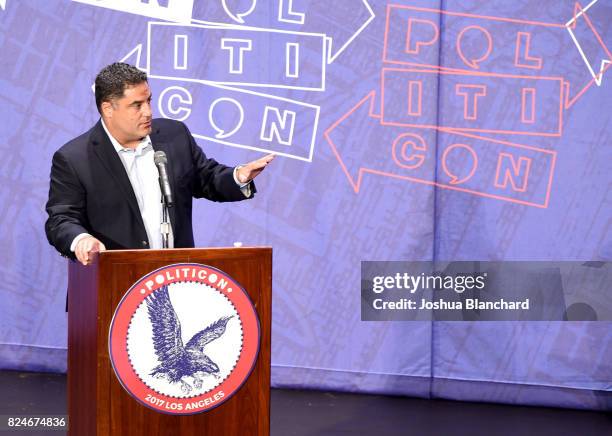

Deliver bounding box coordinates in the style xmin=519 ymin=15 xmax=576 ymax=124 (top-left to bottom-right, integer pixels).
xmin=236 ymin=153 xmax=275 ymax=184
xmin=75 ymin=236 xmax=106 ymax=266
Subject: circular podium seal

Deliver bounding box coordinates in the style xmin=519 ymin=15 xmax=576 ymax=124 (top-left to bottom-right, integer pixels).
xmin=109 ymin=263 xmax=260 ymax=414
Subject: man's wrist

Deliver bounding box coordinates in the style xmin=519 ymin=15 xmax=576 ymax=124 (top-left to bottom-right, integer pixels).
xmin=70 ymin=233 xmax=91 ymax=252
xmin=233 ymin=165 xmax=251 ymax=188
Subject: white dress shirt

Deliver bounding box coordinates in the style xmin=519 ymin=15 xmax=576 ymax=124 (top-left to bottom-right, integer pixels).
xmin=70 ymin=119 xmax=250 ymax=252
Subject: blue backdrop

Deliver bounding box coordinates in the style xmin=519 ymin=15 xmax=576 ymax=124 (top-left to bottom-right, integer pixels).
xmin=0 ymin=0 xmax=610 ymax=411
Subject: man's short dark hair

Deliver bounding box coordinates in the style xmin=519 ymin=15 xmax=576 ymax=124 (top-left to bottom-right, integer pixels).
xmin=94 ymin=62 xmax=148 ymax=114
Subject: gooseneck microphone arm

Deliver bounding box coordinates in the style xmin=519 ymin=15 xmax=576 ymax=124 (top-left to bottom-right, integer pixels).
xmin=154 ymin=151 xmax=173 ymax=249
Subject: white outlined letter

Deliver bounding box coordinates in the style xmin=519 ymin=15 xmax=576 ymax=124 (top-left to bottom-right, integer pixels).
xmin=221 ymin=0 xmax=257 ymax=24
xmin=220 ymin=38 xmax=253 ymax=74
xmin=174 ymin=34 xmax=188 ymax=70
xmin=278 ymin=0 xmax=305 ymax=24
xmin=286 ymin=42 xmax=299 ymax=78
xmin=260 ymin=106 xmax=296 ymax=145
xmin=209 ymin=98 xmax=245 ymax=139
xmin=158 ymin=86 xmax=192 ymax=121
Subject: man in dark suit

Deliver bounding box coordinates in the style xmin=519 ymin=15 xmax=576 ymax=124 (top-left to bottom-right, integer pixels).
xmin=45 ymin=62 xmax=273 ymax=265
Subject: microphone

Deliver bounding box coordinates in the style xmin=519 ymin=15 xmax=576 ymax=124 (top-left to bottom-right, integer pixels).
xmin=154 ymin=151 xmax=173 ymax=207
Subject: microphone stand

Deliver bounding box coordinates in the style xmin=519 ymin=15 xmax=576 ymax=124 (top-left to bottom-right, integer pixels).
xmin=154 ymin=150 xmax=173 ymax=249
xmin=161 ymin=195 xmax=171 ymax=249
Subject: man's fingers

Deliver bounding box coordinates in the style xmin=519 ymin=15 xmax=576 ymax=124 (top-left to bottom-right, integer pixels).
xmin=248 ymin=154 xmax=275 ymax=170
xmin=76 ymin=251 xmax=85 ymax=265
xmin=236 ymin=153 xmax=275 ymax=183
xmin=77 ymin=247 xmax=88 ymax=265
xmin=83 ymin=240 xmax=93 ymax=264
xmin=90 ymin=241 xmax=102 ymax=253
xmin=75 ymin=237 xmax=105 ymax=265
xmin=261 ymin=153 xmax=275 ymax=163
xmin=257 ymin=154 xmax=275 ymax=167
xmin=76 ymin=241 xmax=88 ymax=265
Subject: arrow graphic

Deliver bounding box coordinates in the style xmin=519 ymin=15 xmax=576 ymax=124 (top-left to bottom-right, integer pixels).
xmin=119 ymin=44 xmax=145 ymax=71
xmin=565 ymin=1 xmax=612 ymax=92
xmin=324 ymin=91 xmax=436 ymax=193
xmin=310 ymin=0 xmax=375 ymax=64
xmin=91 ymin=44 xmax=145 ymax=94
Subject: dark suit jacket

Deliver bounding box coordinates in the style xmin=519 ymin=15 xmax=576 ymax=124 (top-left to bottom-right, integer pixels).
xmin=45 ymin=118 xmax=255 ymax=258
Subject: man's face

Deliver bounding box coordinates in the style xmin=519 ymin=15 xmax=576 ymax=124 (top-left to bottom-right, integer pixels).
xmin=102 ymin=81 xmax=152 ymax=147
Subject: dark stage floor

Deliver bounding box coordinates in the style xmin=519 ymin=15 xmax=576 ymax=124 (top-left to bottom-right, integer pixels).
xmin=0 ymin=371 xmax=610 ymax=436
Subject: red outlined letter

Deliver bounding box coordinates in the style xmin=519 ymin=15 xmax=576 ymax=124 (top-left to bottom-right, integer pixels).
xmin=455 ymin=84 xmax=487 ymax=120
xmin=456 ymin=25 xmax=492 ymax=69
xmin=514 ymin=32 xmax=543 ymax=70
xmin=407 ymin=80 xmax=422 ymax=116
xmin=521 ymin=88 xmax=536 ymax=124
xmin=442 ymin=143 xmax=478 ymax=185
xmin=405 ymin=18 xmax=439 ymax=54
xmin=494 ymin=153 xmax=532 ymax=192
xmin=392 ymin=132 xmax=427 ymax=170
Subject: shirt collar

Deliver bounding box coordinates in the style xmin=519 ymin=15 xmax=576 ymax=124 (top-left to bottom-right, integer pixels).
xmin=100 ymin=118 xmax=152 ymax=154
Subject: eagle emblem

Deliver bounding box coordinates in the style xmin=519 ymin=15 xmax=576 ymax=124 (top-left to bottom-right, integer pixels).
xmin=145 ymin=285 xmax=233 ymax=394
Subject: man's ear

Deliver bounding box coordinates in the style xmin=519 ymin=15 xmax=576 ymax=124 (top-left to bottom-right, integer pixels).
xmin=101 ymin=101 xmax=113 ymax=119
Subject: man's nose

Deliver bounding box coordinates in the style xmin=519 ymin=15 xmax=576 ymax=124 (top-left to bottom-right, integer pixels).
xmin=142 ymin=101 xmax=152 ymax=118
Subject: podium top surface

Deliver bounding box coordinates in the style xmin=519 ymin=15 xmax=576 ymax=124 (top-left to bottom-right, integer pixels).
xmin=84 ymin=247 xmax=272 ymax=263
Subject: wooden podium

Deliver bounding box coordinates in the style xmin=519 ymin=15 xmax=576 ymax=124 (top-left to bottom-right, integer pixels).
xmin=67 ymin=248 xmax=272 ymax=436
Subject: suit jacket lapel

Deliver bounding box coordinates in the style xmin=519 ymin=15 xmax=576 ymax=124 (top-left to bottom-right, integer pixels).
xmin=90 ymin=120 xmax=147 ymax=232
